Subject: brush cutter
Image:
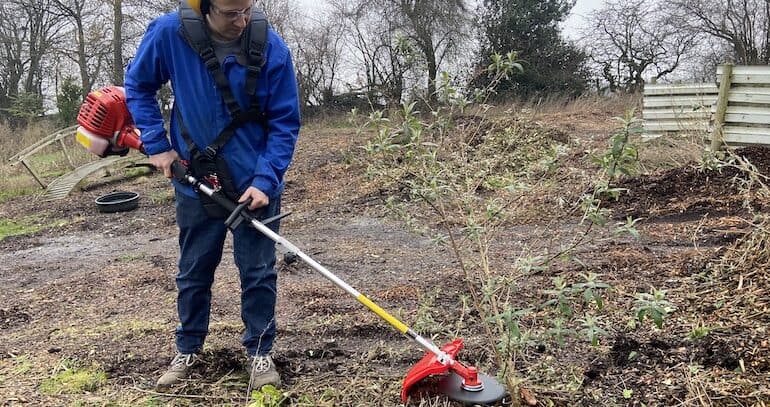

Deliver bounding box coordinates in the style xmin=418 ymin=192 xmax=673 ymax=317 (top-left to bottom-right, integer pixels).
xmin=74 ymin=85 xmax=507 ymax=405
xmin=169 ymin=161 xmax=507 ymax=405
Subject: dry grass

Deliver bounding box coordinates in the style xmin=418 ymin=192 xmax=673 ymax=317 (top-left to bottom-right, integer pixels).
xmin=0 ymin=120 xmax=58 ymax=161
xmin=638 ymin=131 xmax=708 ymax=172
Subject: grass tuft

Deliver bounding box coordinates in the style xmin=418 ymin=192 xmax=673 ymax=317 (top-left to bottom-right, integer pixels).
xmin=39 ymin=365 xmax=107 ymax=395
xmin=0 ymin=218 xmax=44 ymax=241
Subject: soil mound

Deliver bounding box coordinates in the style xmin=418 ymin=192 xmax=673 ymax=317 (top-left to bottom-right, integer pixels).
xmin=609 ymin=146 xmax=770 ymax=220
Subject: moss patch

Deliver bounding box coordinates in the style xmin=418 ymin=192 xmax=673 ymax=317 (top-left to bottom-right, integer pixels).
xmin=39 ymin=366 xmax=107 ymax=394
xmin=0 ymin=218 xmax=44 ymax=241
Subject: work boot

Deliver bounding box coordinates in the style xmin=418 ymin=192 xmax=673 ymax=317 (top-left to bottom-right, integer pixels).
xmin=157 ymin=352 xmax=199 ymax=388
xmin=249 ymin=355 xmax=280 ymax=390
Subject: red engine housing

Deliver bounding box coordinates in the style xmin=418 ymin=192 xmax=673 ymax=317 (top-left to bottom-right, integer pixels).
xmin=77 ymin=86 xmax=143 ymax=152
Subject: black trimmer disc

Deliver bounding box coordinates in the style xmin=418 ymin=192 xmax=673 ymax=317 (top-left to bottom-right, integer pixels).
xmin=437 ymin=372 xmax=507 ymax=405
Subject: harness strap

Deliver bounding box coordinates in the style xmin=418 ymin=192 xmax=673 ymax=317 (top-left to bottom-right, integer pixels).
xmin=177 ymin=1 xmax=269 ymax=157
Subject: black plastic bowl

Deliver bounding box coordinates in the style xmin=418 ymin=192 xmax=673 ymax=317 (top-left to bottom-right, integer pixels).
xmin=94 ymin=191 xmax=140 ymax=213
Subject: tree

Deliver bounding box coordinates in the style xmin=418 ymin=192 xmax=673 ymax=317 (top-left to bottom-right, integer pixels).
xmin=289 ymin=13 xmax=347 ymax=111
xmin=0 ymin=2 xmax=26 ymax=112
xmin=670 ymin=0 xmax=770 ymax=64
xmin=582 ymin=0 xmax=698 ymax=93
xmin=392 ymin=0 xmax=470 ymax=103
xmin=258 ymin=0 xmax=296 ymax=38
xmin=23 ymin=0 xmax=66 ymax=96
xmin=330 ymin=0 xmax=417 ymax=107
xmin=52 ymin=0 xmax=108 ymax=97
xmin=56 ymin=75 xmax=82 ymax=126
xmin=475 ymin=0 xmax=590 ymax=98
xmin=6 ymin=92 xmax=45 ymax=128
xmin=684 ymin=0 xmax=768 ymax=65
xmin=112 ymin=0 xmax=124 ymax=85
xmin=0 ymin=0 xmax=67 ymax=121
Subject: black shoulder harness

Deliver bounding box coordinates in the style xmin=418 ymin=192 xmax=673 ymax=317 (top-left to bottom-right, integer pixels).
xmin=177 ymin=1 xmax=269 ymax=157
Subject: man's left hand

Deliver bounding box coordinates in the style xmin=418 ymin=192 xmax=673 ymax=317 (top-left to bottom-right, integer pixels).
xmin=239 ymin=186 xmax=269 ymax=210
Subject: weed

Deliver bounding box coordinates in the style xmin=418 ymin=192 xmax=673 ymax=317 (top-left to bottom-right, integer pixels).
xmin=0 ymin=172 xmax=42 ymax=203
xmin=354 ymin=53 xmax=643 ymax=399
xmin=545 ymin=317 xmax=574 ymax=346
xmin=249 ymin=385 xmax=289 ymax=407
xmin=542 ymin=277 xmax=575 ymax=317
xmin=634 ymin=287 xmax=676 ymax=329
xmin=573 ymin=273 xmax=611 ymax=310
xmin=117 ymin=252 xmax=146 ymax=262
xmin=12 ymin=355 xmax=33 ymax=375
xmin=591 ymin=110 xmax=641 ymax=181
xmin=614 ymin=216 xmax=642 ymax=240
xmin=688 ymin=323 xmax=711 ymax=340
xmin=148 ymin=189 xmax=174 ymax=205
xmin=412 ymin=288 xmax=441 ymax=335
xmin=488 ymin=306 xmax=534 ymax=356
xmin=578 ymin=314 xmax=608 ymax=346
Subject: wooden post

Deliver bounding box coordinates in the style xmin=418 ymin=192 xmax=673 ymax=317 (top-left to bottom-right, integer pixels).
xmin=19 ymin=158 xmax=47 ymax=189
xmin=58 ymin=136 xmax=76 ymax=169
xmin=711 ymin=64 xmax=733 ymax=151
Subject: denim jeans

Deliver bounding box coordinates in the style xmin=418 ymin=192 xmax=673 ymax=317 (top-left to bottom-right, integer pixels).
xmin=174 ymin=190 xmax=279 ymax=356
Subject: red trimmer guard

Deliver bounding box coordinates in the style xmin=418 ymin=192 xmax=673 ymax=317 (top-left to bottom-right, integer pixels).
xmin=401 ymin=339 xmax=465 ymax=402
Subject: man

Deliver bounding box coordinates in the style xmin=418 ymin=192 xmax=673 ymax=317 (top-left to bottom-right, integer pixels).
xmin=124 ymin=0 xmax=300 ymax=390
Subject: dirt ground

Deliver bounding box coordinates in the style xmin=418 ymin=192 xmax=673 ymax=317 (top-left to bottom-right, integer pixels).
xmin=1 ymin=109 xmax=769 ymax=407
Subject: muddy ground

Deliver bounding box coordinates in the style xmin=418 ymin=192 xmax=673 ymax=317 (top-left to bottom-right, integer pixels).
xmin=1 ymin=109 xmax=769 ymax=407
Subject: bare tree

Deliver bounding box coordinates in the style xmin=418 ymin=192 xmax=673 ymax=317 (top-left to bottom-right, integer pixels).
xmin=0 ymin=2 xmax=27 ymax=108
xmin=258 ymin=0 xmax=295 ymax=38
xmin=581 ymin=0 xmax=697 ymax=93
xmin=670 ymin=0 xmax=770 ymax=64
xmin=112 ymin=0 xmax=124 ymax=85
xmin=391 ymin=0 xmax=469 ymax=103
xmin=330 ymin=0 xmax=416 ymax=107
xmin=0 ymin=0 xmax=67 ymax=117
xmin=289 ymin=12 xmax=346 ymax=110
xmin=52 ymin=0 xmax=107 ymax=96
xmin=25 ymin=0 xmax=66 ymax=96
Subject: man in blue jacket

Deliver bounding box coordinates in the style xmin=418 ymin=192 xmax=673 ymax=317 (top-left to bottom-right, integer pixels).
xmin=124 ymin=0 xmax=300 ymax=390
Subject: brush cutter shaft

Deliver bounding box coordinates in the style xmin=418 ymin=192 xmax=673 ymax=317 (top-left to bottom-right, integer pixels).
xmin=172 ymin=161 xmax=451 ymax=362
xmin=244 ymin=211 xmax=449 ymax=361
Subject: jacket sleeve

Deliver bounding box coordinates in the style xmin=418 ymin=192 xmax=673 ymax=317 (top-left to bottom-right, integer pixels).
xmin=124 ymin=18 xmax=172 ymax=156
xmin=250 ymin=43 xmax=301 ymax=197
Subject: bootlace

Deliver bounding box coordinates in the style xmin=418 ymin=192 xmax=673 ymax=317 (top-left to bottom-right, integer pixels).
xmin=171 ymin=353 xmax=197 ymax=368
xmin=251 ymin=355 xmax=272 ymax=374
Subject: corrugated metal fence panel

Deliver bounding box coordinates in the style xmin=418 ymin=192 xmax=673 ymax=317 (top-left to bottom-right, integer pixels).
xmin=717 ymin=65 xmax=770 ymax=146
xmin=718 ymin=65 xmax=770 ymax=85
xmin=642 ymin=83 xmax=718 ymax=139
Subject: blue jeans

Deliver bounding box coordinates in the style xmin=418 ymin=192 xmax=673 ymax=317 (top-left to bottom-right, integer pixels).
xmin=174 ymin=190 xmax=279 ymax=356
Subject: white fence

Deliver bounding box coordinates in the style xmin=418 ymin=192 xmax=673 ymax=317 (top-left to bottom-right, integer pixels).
xmin=642 ymin=83 xmax=718 ymax=139
xmin=642 ymin=65 xmax=770 ymax=147
xmin=714 ymin=65 xmax=770 ymax=146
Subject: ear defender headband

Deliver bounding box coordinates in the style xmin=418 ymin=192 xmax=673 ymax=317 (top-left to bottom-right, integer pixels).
xmin=185 ymin=0 xmax=210 ymax=15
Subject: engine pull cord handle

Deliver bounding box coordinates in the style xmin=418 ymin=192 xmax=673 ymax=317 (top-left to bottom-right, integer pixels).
xmin=170 ymin=160 xmax=290 ymax=229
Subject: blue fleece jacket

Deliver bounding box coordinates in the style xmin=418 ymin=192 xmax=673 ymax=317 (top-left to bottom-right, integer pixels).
xmin=124 ymin=12 xmax=300 ymax=199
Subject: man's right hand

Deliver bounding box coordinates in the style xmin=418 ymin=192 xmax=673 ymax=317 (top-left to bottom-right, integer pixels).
xmin=149 ymin=150 xmax=180 ymax=178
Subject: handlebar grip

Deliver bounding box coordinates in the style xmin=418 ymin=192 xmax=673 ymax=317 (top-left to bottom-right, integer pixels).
xmin=171 ymin=160 xmax=189 ymax=183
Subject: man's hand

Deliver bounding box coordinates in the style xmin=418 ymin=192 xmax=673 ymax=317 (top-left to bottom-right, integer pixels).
xmin=239 ymin=186 xmax=269 ymax=210
xmin=148 ymin=150 xmax=180 ymax=178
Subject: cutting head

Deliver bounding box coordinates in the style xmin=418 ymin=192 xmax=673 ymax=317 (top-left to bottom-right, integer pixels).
xmin=401 ymin=339 xmax=507 ymax=405
xmin=437 ymin=372 xmax=507 ymax=405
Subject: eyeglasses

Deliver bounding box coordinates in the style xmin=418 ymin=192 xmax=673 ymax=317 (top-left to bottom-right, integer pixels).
xmin=210 ymin=3 xmax=253 ymax=20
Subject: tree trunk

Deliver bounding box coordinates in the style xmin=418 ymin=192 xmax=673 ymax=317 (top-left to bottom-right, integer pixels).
xmin=113 ymin=0 xmax=124 ymax=86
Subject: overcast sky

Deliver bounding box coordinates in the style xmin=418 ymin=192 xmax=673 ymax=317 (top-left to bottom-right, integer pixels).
xmin=293 ymin=0 xmax=604 ymax=38
xmin=564 ymin=0 xmax=603 ymax=39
